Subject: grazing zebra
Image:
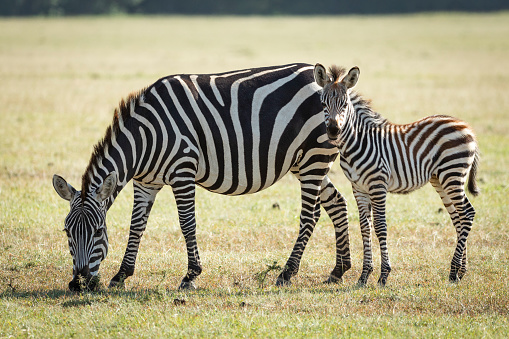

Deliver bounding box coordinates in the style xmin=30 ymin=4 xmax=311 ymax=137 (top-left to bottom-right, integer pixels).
xmin=52 ymin=63 xmax=354 ymax=292
xmin=313 ymin=64 xmax=479 ymax=286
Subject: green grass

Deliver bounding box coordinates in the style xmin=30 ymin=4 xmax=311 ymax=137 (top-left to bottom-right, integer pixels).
xmin=1 ymin=13 xmax=509 ymax=337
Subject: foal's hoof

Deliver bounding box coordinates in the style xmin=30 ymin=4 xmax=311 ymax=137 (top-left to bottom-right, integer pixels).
xmin=449 ymin=274 xmax=460 ymax=283
xmin=377 ymin=277 xmax=388 ymax=287
xmin=457 ymin=269 xmax=467 ymax=281
xmin=179 ymin=281 xmax=197 ymax=290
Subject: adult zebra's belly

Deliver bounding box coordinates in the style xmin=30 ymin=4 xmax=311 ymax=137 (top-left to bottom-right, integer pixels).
xmin=195 ymin=152 xmax=295 ymax=196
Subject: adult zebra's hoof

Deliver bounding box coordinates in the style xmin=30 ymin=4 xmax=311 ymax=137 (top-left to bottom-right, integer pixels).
xmin=323 ymin=274 xmax=342 ymax=284
xmin=179 ymin=280 xmax=197 ymax=290
xmin=108 ymin=279 xmax=125 ymax=289
xmin=108 ymin=272 xmax=128 ymax=289
xmin=275 ymin=277 xmax=291 ymax=287
xmin=357 ymin=276 xmax=369 ymax=287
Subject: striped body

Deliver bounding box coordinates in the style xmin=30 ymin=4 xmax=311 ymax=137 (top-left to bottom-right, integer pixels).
xmin=340 ymin=109 xmax=478 ymax=195
xmin=53 ymin=63 xmax=352 ymax=291
xmin=315 ymin=63 xmax=479 ymax=286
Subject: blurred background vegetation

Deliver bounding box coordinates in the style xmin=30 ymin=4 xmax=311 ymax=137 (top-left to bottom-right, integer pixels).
xmin=2 ymin=0 xmax=508 ymax=16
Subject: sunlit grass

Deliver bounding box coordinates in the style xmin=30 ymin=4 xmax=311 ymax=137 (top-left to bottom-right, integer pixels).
xmin=1 ymin=13 xmax=508 ymax=337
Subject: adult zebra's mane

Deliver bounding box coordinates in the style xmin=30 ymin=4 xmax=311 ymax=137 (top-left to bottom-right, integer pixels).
xmin=81 ymin=88 xmax=147 ymax=200
xmin=349 ymin=91 xmax=389 ymax=128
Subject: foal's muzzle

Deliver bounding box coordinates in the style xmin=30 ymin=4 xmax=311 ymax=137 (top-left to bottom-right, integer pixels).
xmin=326 ymin=123 xmax=340 ymax=140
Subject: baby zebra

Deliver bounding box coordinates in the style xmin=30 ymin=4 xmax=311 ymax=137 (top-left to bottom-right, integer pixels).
xmin=313 ymin=64 xmax=480 ymax=286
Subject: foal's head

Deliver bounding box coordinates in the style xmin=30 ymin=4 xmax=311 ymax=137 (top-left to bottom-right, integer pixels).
xmin=314 ymin=64 xmax=360 ymax=140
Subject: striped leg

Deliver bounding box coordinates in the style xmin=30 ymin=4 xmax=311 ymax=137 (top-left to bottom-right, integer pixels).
xmin=172 ymin=180 xmax=202 ymax=290
xmin=276 ymin=178 xmax=322 ymax=286
xmin=370 ymin=187 xmax=391 ymax=286
xmin=430 ymin=177 xmax=467 ymax=280
xmin=320 ymin=176 xmax=351 ymax=283
xmin=109 ymin=181 xmax=162 ymax=288
xmin=439 ymin=179 xmax=475 ymax=282
xmin=353 ymin=188 xmax=374 ymax=286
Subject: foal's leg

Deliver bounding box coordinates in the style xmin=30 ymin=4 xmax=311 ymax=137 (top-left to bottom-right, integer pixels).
xmin=109 ymin=181 xmax=162 ymax=288
xmin=320 ymin=176 xmax=350 ymax=283
xmin=370 ymin=188 xmax=391 ymax=287
xmin=353 ymin=188 xmax=374 ymax=286
xmin=439 ymin=178 xmax=476 ymax=282
xmin=430 ymin=177 xmax=467 ymax=279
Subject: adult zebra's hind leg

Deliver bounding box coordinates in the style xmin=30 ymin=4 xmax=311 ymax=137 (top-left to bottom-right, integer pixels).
xmin=172 ymin=180 xmax=202 ymax=290
xmin=276 ymin=178 xmax=323 ymax=286
xmin=109 ymin=181 xmax=162 ymax=288
xmin=320 ymin=176 xmax=350 ymax=284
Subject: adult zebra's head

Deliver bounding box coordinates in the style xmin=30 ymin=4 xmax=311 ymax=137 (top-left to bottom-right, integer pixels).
xmin=52 ymin=172 xmax=117 ymax=292
xmin=314 ymin=64 xmax=360 ymax=140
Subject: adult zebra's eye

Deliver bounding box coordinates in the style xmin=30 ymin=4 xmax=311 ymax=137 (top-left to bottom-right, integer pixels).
xmin=63 ymin=229 xmax=70 ymax=238
xmin=95 ymin=228 xmax=103 ymax=237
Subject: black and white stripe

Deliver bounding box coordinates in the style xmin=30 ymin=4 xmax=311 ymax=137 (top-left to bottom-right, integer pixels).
xmin=314 ymin=63 xmax=479 ymax=286
xmin=53 ymin=63 xmax=353 ymax=291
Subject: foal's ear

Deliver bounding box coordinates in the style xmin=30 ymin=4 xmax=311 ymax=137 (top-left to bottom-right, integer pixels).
xmin=95 ymin=172 xmax=117 ymax=203
xmin=314 ymin=63 xmax=330 ymax=88
xmin=342 ymin=66 xmax=360 ymax=89
xmin=53 ymin=175 xmax=76 ymax=201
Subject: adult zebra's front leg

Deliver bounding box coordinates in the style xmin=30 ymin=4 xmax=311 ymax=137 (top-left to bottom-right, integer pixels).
xmin=276 ymin=178 xmax=323 ymax=286
xmin=109 ymin=181 xmax=162 ymax=288
xmin=172 ymin=180 xmax=202 ymax=290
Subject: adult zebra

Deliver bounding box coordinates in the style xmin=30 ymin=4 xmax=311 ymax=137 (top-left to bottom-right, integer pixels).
xmin=53 ymin=63 xmax=357 ymax=292
xmin=314 ymin=64 xmax=479 ymax=286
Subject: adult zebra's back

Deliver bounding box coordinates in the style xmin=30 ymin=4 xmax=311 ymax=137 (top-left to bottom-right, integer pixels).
xmin=53 ymin=63 xmax=352 ymax=291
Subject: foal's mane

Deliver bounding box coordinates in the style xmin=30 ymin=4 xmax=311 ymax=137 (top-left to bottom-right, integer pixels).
xmin=81 ymin=88 xmax=147 ymax=200
xmin=328 ymin=65 xmax=347 ymax=83
xmin=349 ymin=91 xmax=389 ymax=127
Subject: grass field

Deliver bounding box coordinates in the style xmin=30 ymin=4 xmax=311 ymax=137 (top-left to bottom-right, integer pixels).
xmin=1 ymin=13 xmax=509 ymax=337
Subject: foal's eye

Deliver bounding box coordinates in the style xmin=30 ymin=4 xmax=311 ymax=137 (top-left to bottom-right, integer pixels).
xmin=321 ymin=102 xmax=327 ymax=108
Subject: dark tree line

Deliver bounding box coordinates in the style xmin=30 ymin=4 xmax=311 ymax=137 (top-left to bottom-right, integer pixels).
xmin=1 ymin=0 xmax=508 ymax=16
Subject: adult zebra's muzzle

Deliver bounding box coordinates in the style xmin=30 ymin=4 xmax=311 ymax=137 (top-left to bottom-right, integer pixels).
xmin=68 ymin=265 xmax=99 ymax=292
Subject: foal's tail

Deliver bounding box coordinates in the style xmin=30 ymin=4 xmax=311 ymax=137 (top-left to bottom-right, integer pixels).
xmin=467 ymin=146 xmax=480 ymax=197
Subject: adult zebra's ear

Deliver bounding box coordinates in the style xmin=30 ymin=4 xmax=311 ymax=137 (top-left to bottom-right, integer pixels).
xmin=53 ymin=175 xmax=76 ymax=202
xmin=342 ymin=66 xmax=360 ymax=89
xmin=314 ymin=63 xmax=330 ymax=88
xmin=95 ymin=172 xmax=118 ymax=203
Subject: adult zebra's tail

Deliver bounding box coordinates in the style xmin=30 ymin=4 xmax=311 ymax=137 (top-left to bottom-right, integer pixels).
xmin=468 ymin=146 xmax=480 ymax=197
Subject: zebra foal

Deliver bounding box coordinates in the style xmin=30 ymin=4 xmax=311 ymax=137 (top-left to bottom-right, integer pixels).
xmin=52 ymin=63 xmax=354 ymax=291
xmin=314 ymin=64 xmax=479 ymax=286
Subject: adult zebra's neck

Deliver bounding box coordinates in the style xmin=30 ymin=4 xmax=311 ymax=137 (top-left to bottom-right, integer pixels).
xmin=81 ymin=89 xmax=147 ymax=209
